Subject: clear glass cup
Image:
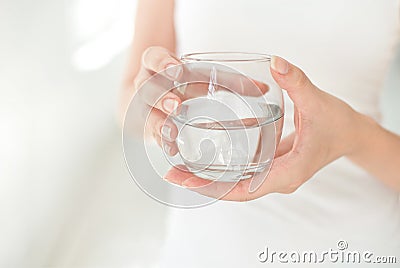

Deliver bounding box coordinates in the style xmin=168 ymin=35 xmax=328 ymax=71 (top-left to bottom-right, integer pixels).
xmin=162 ymin=52 xmax=284 ymax=182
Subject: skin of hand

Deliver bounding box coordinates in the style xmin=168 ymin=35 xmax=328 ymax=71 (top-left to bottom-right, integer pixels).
xmin=127 ymin=46 xmax=182 ymax=151
xmin=127 ymin=46 xmax=269 ymax=156
xmin=126 ymin=46 xmax=400 ymax=201
xmin=161 ymin=55 xmax=400 ymax=200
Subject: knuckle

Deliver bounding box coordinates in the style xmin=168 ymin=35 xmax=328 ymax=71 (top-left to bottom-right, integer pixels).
xmin=280 ymin=179 xmax=302 ymax=194
xmin=142 ymin=46 xmax=172 ymax=71
xmin=239 ymin=196 xmax=252 ymax=202
xmin=295 ymin=71 xmax=310 ymax=90
xmin=232 ymin=183 xmax=252 ymax=202
xmin=152 ymin=131 xmax=161 ymax=145
xmin=151 ymin=122 xmax=162 ymax=144
xmin=133 ymin=77 xmax=142 ymax=90
xmin=142 ymin=46 xmax=161 ymax=61
xmin=234 ymin=182 xmax=248 ymax=195
xmin=133 ymin=75 xmax=149 ymax=97
xmin=141 ymin=47 xmax=153 ymax=65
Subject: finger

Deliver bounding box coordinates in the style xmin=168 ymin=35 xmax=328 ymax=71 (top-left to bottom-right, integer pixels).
xmin=270 ymin=56 xmax=317 ymax=108
xmin=139 ymin=74 xmax=264 ymax=115
xmin=137 ymin=59 xmax=268 ymax=114
xmin=165 ymin=148 xmax=311 ymax=200
xmin=163 ymin=165 xmax=196 ymax=185
xmin=275 ymin=132 xmax=295 ymax=158
xmin=133 ymin=65 xmax=152 ymax=91
xmin=160 ymin=120 xmax=179 ymax=156
xmin=164 ymin=167 xmax=242 ymax=200
xmin=160 ymin=139 xmax=179 ymax=156
xmin=136 ymin=49 xmax=181 ymax=89
xmin=144 ymin=107 xmax=178 ymax=148
xmin=142 ymin=46 xmax=183 ymax=80
xmin=135 ymin=66 xmax=182 ymax=114
xmin=137 ymin=47 xmax=183 ymax=114
xmin=142 ymin=84 xmax=181 ymax=115
xmin=164 ymin=166 xmax=272 ymax=201
xmin=177 ymin=173 xmax=274 ymax=201
xmin=143 ymin=107 xmax=166 ymax=143
xmin=182 ymin=177 xmax=243 ymax=200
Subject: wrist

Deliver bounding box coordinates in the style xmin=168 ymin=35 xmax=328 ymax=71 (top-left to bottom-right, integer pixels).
xmin=346 ymin=111 xmax=381 ymax=160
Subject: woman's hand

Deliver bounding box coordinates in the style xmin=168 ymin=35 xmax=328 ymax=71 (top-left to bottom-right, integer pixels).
xmin=164 ymin=56 xmax=380 ymax=200
xmin=125 ymin=46 xmax=270 ymax=156
xmin=121 ymin=46 xmax=184 ymax=156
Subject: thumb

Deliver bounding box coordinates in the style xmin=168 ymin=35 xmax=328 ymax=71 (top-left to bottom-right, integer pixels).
xmin=270 ymin=56 xmax=317 ymax=106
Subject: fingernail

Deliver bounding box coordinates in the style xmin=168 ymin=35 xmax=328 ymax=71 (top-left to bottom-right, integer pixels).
xmin=271 ymin=56 xmax=289 ymax=75
xmin=163 ymin=98 xmax=179 ymax=113
xmin=165 ymin=64 xmax=183 ymax=80
xmin=161 ymin=125 xmax=172 ymax=140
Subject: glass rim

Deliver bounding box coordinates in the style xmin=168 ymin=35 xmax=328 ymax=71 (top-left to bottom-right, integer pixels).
xmin=181 ymin=52 xmax=271 ymax=63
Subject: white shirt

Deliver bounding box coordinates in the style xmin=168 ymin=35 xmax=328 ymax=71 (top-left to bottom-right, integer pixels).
xmin=159 ymin=1 xmax=400 ymax=267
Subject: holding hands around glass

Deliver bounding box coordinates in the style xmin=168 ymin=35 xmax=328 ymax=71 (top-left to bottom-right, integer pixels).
xmin=123 ymin=46 xmax=400 ymax=201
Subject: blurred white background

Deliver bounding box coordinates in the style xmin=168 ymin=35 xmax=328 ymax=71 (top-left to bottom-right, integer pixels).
xmin=0 ymin=0 xmax=168 ymax=267
xmin=0 ymin=0 xmax=399 ymax=267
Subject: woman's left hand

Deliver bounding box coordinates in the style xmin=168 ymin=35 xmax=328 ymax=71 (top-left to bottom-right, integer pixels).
xmin=163 ymin=56 xmax=371 ymax=201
